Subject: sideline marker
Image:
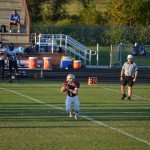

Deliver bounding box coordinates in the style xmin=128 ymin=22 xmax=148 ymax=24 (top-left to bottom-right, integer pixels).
xmin=88 ymin=77 xmax=97 ymax=86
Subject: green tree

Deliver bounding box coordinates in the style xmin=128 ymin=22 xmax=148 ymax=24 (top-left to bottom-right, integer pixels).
xmin=106 ymin=0 xmax=150 ymax=26
xmin=79 ymin=2 xmax=107 ymax=26
xmin=26 ymin=0 xmax=45 ymax=24
xmin=135 ymin=0 xmax=150 ymax=26
xmin=40 ymin=0 xmax=69 ymax=24
xmin=77 ymin=0 xmax=93 ymax=8
xmin=26 ymin=0 xmax=69 ymax=25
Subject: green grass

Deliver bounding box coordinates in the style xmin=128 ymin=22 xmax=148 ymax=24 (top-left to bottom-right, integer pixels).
xmin=0 ymin=80 xmax=150 ymax=150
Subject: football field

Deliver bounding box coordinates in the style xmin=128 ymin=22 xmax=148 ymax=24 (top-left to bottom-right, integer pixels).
xmin=0 ymin=80 xmax=150 ymax=150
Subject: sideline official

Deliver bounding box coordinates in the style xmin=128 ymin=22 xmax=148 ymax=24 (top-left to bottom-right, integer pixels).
xmin=120 ymin=55 xmax=138 ymax=101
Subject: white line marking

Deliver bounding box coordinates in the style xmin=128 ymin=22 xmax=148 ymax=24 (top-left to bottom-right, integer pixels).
xmin=0 ymin=88 xmax=63 ymax=111
xmin=81 ymin=115 xmax=150 ymax=145
xmin=1 ymin=87 xmax=150 ymax=146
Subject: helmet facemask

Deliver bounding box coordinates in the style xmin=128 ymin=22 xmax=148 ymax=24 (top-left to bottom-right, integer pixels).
xmin=9 ymin=43 xmax=14 ymax=51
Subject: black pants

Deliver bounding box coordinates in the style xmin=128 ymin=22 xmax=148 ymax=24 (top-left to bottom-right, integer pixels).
xmin=122 ymin=76 xmax=134 ymax=87
xmin=9 ymin=60 xmax=19 ymax=80
xmin=0 ymin=59 xmax=5 ymax=80
xmin=9 ymin=22 xmax=21 ymax=28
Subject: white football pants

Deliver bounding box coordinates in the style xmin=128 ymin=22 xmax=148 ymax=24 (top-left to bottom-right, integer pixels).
xmin=65 ymin=95 xmax=80 ymax=112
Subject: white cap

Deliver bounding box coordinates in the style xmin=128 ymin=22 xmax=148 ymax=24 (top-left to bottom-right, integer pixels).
xmin=135 ymin=43 xmax=137 ymax=46
xmin=127 ymin=55 xmax=133 ymax=59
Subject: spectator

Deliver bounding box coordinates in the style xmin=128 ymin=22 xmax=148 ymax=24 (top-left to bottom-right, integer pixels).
xmin=0 ymin=25 xmax=7 ymax=33
xmin=58 ymin=47 xmax=65 ymax=53
xmin=9 ymin=9 xmax=21 ymax=33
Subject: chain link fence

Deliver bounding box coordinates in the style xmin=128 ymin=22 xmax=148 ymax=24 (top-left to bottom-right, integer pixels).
xmin=110 ymin=44 xmax=150 ymax=68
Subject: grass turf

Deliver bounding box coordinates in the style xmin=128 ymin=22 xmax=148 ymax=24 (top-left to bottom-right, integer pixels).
xmin=0 ymin=81 xmax=150 ymax=150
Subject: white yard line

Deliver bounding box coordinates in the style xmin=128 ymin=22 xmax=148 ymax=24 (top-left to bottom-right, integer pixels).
xmin=81 ymin=115 xmax=150 ymax=146
xmin=1 ymin=87 xmax=150 ymax=146
xmin=0 ymin=88 xmax=63 ymax=111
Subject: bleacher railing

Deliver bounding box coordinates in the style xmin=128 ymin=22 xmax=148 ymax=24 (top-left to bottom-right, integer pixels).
xmin=33 ymin=34 xmax=97 ymax=65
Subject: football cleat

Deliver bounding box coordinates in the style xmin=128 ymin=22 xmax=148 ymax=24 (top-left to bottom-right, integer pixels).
xmin=69 ymin=111 xmax=72 ymax=118
xmin=121 ymin=94 xmax=126 ymax=100
xmin=75 ymin=113 xmax=78 ymax=120
xmin=128 ymin=96 xmax=131 ymax=101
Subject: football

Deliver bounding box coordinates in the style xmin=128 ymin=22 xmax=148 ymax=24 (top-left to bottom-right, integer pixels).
xmin=61 ymin=85 xmax=67 ymax=92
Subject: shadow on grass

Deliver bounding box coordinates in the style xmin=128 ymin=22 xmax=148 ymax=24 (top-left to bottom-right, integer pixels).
xmin=0 ymin=103 xmax=150 ymax=126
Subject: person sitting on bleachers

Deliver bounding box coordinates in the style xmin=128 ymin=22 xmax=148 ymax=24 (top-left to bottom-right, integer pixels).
xmin=0 ymin=25 xmax=7 ymax=33
xmin=8 ymin=9 xmax=21 ymax=33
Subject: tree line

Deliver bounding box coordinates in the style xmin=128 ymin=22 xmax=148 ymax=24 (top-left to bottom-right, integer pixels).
xmin=26 ymin=0 xmax=150 ymax=27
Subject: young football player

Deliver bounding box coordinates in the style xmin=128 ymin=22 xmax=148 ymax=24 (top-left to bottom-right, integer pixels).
xmin=61 ymin=74 xmax=80 ymax=120
xmin=6 ymin=43 xmax=21 ymax=83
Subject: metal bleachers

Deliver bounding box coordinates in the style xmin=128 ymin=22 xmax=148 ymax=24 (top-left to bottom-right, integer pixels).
xmin=34 ymin=34 xmax=97 ymax=65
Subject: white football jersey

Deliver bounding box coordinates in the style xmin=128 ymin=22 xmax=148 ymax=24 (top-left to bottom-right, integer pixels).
xmin=0 ymin=47 xmax=8 ymax=60
xmin=7 ymin=48 xmax=19 ymax=61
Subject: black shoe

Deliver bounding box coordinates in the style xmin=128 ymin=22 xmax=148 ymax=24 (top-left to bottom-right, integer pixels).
xmin=121 ymin=94 xmax=126 ymax=100
xmin=128 ymin=97 xmax=131 ymax=101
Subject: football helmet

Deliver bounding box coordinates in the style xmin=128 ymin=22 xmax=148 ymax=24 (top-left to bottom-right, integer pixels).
xmin=9 ymin=43 xmax=14 ymax=51
xmin=0 ymin=41 xmax=3 ymax=48
xmin=66 ymin=74 xmax=75 ymax=80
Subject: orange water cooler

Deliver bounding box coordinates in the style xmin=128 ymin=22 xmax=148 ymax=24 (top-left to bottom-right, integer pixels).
xmin=28 ymin=57 xmax=38 ymax=69
xmin=73 ymin=60 xmax=81 ymax=69
xmin=43 ymin=57 xmax=52 ymax=69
